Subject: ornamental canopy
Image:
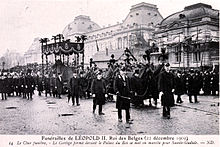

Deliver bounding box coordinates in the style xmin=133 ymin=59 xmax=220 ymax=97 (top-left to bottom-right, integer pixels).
xmin=42 ymin=41 xmax=84 ymax=55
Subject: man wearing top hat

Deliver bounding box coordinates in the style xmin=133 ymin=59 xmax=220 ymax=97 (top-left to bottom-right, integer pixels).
xmin=69 ymin=72 xmax=81 ymax=106
xmin=158 ymin=63 xmax=175 ymax=119
xmin=114 ymin=67 xmax=132 ymax=124
xmin=91 ymin=70 xmax=107 ymax=115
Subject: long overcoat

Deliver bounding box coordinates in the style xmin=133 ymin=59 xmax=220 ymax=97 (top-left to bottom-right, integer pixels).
xmin=91 ymin=78 xmax=106 ymax=105
xmin=114 ymin=75 xmax=131 ymax=110
xmin=158 ymin=71 xmax=175 ymax=107
xmin=37 ymin=76 xmax=44 ymax=92
xmin=0 ymin=78 xmax=3 ymax=93
xmin=69 ymin=77 xmax=80 ymax=96
xmin=187 ymin=74 xmax=200 ymax=95
xmin=50 ymin=77 xmax=63 ymax=94
xmin=25 ymin=75 xmax=35 ymax=93
xmin=174 ymin=75 xmax=185 ymax=95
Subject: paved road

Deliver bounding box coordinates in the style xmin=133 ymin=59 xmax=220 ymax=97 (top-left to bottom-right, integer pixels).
xmin=0 ymin=92 xmax=219 ymax=135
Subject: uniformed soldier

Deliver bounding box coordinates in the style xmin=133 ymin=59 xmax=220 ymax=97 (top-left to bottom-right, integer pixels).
xmin=174 ymin=71 xmax=184 ymax=103
xmin=7 ymin=73 xmax=14 ymax=96
xmin=158 ymin=63 xmax=175 ymax=119
xmin=187 ymin=69 xmax=199 ymax=103
xmin=114 ymin=67 xmax=133 ymax=124
xmin=13 ymin=73 xmax=20 ymax=96
xmin=25 ymin=69 xmax=35 ymax=100
xmin=210 ymin=72 xmax=218 ymax=96
xmin=36 ymin=73 xmax=44 ymax=96
xmin=20 ymin=73 xmax=26 ymax=98
xmin=1 ymin=73 xmax=8 ymax=100
xmin=91 ymin=70 xmax=107 ymax=115
xmin=203 ymin=71 xmax=211 ymax=95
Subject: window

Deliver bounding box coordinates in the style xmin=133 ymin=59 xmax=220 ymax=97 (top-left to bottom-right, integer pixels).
xmin=118 ymin=38 xmax=122 ymax=49
xmin=148 ymin=13 xmax=151 ymax=15
xmin=123 ymin=36 xmax=128 ymax=48
xmin=136 ymin=13 xmax=139 ymax=16
xmin=154 ymin=14 xmax=157 ymax=16
xmin=175 ymin=46 xmax=181 ymax=62
xmin=193 ymin=52 xmax=201 ymax=62
xmin=130 ymin=15 xmax=133 ymax=17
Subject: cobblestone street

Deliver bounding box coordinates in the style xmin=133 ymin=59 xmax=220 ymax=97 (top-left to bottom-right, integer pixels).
xmin=0 ymin=92 xmax=219 ymax=135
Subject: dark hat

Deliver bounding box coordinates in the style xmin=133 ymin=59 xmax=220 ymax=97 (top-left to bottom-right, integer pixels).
xmin=177 ymin=70 xmax=181 ymax=74
xmin=120 ymin=67 xmax=126 ymax=71
xmin=165 ymin=63 xmax=170 ymax=67
xmin=134 ymin=69 xmax=139 ymax=74
xmin=27 ymin=69 xmax=32 ymax=73
xmin=97 ymin=69 xmax=103 ymax=75
xmin=189 ymin=69 xmax=194 ymax=73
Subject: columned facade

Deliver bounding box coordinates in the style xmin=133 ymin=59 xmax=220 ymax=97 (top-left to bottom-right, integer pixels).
xmin=153 ymin=3 xmax=219 ymax=69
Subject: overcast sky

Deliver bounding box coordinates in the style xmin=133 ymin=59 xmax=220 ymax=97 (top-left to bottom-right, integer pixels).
xmin=0 ymin=0 xmax=219 ymax=56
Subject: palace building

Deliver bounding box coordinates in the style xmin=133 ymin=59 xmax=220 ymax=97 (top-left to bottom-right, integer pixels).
xmin=153 ymin=3 xmax=219 ymax=69
xmin=63 ymin=2 xmax=163 ymax=68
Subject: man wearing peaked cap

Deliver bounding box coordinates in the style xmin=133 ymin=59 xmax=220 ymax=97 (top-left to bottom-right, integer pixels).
xmin=158 ymin=62 xmax=175 ymax=119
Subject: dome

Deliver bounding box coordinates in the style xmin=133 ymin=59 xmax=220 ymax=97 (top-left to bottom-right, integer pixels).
xmin=161 ymin=3 xmax=219 ymax=26
xmin=123 ymin=2 xmax=163 ymax=27
xmin=62 ymin=15 xmax=101 ymax=39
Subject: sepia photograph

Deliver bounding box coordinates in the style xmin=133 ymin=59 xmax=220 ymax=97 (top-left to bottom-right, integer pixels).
xmin=0 ymin=0 xmax=219 ymax=145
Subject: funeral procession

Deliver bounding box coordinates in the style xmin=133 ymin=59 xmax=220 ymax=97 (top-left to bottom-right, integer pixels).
xmin=0 ymin=0 xmax=219 ymax=135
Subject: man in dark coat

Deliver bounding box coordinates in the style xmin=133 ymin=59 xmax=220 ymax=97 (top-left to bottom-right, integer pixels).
xmin=187 ymin=69 xmax=199 ymax=103
xmin=20 ymin=73 xmax=26 ymax=98
xmin=174 ymin=71 xmax=184 ymax=103
xmin=25 ymin=70 xmax=35 ymax=100
xmin=210 ymin=72 xmax=219 ymax=96
xmin=203 ymin=71 xmax=211 ymax=95
xmin=44 ymin=73 xmax=51 ymax=97
xmin=36 ymin=73 xmax=44 ymax=96
xmin=13 ymin=74 xmax=20 ymax=96
xmin=7 ymin=73 xmax=14 ymax=96
xmin=114 ymin=67 xmax=132 ymax=124
xmin=0 ymin=73 xmax=7 ymax=100
xmin=91 ymin=70 xmax=106 ymax=115
xmin=69 ymin=72 xmax=80 ymax=106
xmin=158 ymin=63 xmax=175 ymax=119
xmin=51 ymin=73 xmax=63 ymax=98
xmin=130 ymin=69 xmax=143 ymax=107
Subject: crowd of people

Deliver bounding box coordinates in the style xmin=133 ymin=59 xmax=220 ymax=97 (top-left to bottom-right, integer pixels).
xmin=0 ymin=60 xmax=219 ymax=122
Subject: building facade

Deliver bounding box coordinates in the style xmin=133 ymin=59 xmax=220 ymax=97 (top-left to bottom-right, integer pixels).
xmin=24 ymin=38 xmax=42 ymax=65
xmin=63 ymin=2 xmax=163 ymax=68
xmin=153 ymin=3 xmax=219 ymax=69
